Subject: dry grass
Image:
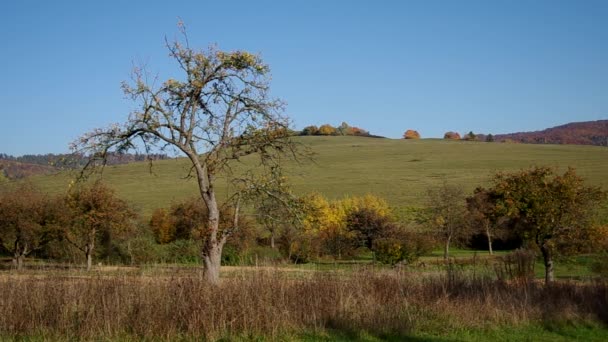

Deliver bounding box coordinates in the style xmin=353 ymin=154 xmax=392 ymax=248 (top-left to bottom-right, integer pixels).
xmin=0 ymin=268 xmax=607 ymax=340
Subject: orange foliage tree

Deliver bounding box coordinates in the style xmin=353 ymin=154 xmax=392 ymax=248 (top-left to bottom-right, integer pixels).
xmin=443 ymin=131 xmax=461 ymax=139
xmin=403 ymin=130 xmax=420 ymax=139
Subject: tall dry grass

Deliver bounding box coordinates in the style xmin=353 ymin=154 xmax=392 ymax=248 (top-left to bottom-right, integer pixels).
xmin=0 ymin=268 xmax=607 ymax=340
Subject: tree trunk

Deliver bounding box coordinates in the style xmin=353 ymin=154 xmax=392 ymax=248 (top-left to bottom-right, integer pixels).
xmin=270 ymin=233 xmax=275 ymax=249
xmin=13 ymin=243 xmax=28 ymax=270
xmin=540 ymin=243 xmax=554 ymax=284
xmin=86 ymin=251 xmax=93 ymax=271
xmin=485 ymin=225 xmax=493 ymax=255
xmin=85 ymin=242 xmax=94 ymax=272
xmin=13 ymin=253 xmax=25 ymax=271
xmin=202 ymin=238 xmax=224 ymax=285
xmin=444 ymin=236 xmax=451 ymax=261
xmin=201 ymin=186 xmax=223 ymax=285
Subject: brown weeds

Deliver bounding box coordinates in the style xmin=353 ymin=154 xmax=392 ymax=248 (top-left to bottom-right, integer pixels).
xmin=0 ymin=269 xmax=606 ymax=340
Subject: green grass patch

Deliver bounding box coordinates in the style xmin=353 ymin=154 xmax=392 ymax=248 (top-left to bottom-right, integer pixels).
xmin=12 ymin=136 xmax=607 ymax=217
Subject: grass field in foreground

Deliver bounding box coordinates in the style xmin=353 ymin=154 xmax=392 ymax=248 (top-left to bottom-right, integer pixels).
xmin=1 ymin=266 xmax=607 ymax=341
xmin=19 ymin=136 xmax=608 ymax=216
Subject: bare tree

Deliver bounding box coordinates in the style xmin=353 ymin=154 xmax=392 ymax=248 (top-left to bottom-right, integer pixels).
xmin=72 ymin=24 xmax=299 ymax=284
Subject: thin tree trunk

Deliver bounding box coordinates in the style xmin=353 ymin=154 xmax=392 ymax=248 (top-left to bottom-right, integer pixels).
xmin=485 ymin=225 xmax=493 ymax=255
xmin=540 ymin=243 xmax=554 ymax=284
xmin=86 ymin=251 xmax=93 ymax=271
xmin=85 ymin=242 xmax=94 ymax=271
xmin=13 ymin=253 xmax=25 ymax=270
xmin=444 ymin=236 xmax=451 ymax=261
xmin=270 ymin=231 xmax=275 ymax=249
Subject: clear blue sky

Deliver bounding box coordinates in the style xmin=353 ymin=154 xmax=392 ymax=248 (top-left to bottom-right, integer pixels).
xmin=1 ymin=0 xmax=607 ymax=155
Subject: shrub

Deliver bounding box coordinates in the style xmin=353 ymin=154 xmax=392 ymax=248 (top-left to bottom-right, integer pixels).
xmin=373 ymin=229 xmax=435 ymax=265
xmin=443 ymin=131 xmax=461 ymax=139
xmin=403 ymin=130 xmax=420 ymax=139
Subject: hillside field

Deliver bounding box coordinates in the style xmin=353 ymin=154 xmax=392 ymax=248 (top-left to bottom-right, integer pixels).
xmin=21 ymin=136 xmax=608 ymax=217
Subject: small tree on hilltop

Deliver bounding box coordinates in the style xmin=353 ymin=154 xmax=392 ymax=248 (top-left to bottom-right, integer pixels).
xmin=403 ymin=130 xmax=420 ymax=139
xmin=72 ymin=24 xmax=301 ymax=284
xmin=318 ymin=124 xmax=337 ymax=136
xmin=489 ymin=167 xmax=606 ymax=283
xmin=443 ymin=131 xmax=461 ymax=140
xmin=464 ymin=131 xmax=477 ymax=141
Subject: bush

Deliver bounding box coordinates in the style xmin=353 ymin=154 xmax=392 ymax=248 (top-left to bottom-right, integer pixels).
xmin=373 ymin=230 xmax=435 ymax=265
xmin=165 ymin=239 xmax=200 ymax=264
xmin=403 ymin=130 xmax=420 ymax=139
xmin=118 ymin=236 xmax=167 ymax=265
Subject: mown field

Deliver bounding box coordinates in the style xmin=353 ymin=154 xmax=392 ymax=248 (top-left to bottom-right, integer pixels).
xmin=25 ymin=136 xmax=608 ymax=217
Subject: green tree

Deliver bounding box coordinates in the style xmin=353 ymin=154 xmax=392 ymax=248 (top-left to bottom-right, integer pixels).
xmin=426 ymin=183 xmax=468 ymax=261
xmin=301 ymin=125 xmax=319 ymax=136
xmin=465 ymin=131 xmax=477 ymax=141
xmin=489 ymin=167 xmax=606 ymax=283
xmin=485 ymin=134 xmax=494 ymax=142
xmin=72 ymin=25 xmax=299 ymax=283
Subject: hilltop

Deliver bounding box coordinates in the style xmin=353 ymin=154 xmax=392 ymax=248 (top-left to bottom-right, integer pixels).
xmin=494 ymin=119 xmax=608 ymax=146
xmin=15 ymin=136 xmax=607 ymax=217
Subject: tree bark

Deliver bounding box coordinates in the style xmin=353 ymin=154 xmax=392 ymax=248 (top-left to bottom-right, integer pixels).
xmin=202 ymin=238 xmax=224 ymax=285
xmin=13 ymin=253 xmax=25 ymax=271
xmin=485 ymin=225 xmax=493 ymax=255
xmin=443 ymin=236 xmax=452 ymax=261
xmin=86 ymin=251 xmax=93 ymax=272
xmin=85 ymin=242 xmax=94 ymax=272
xmin=540 ymin=243 xmax=554 ymax=284
xmin=270 ymin=232 xmax=275 ymax=249
xmin=444 ymin=236 xmax=451 ymax=261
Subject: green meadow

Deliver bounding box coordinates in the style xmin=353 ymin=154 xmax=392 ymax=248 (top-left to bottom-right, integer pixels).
xmin=27 ymin=136 xmax=608 ymax=217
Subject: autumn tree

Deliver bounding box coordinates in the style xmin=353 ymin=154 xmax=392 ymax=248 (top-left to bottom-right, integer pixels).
xmin=63 ymin=182 xmax=136 ymax=271
xmin=489 ymin=167 xmax=606 ymax=283
xmin=318 ymin=124 xmax=337 ymax=136
xmin=336 ymin=122 xmax=354 ymax=136
xmin=254 ymin=184 xmax=300 ymax=249
xmin=464 ymin=131 xmax=477 ymax=141
xmin=443 ymin=131 xmax=461 ymax=140
xmin=466 ymin=187 xmax=502 ymax=255
xmin=300 ymin=125 xmax=319 ymax=136
xmin=72 ymin=24 xmax=299 ymax=283
xmin=403 ymin=130 xmax=420 ymax=139
xmin=150 ymin=208 xmax=174 ymax=244
xmin=0 ymin=185 xmax=61 ymax=270
xmin=426 ymin=183 xmax=468 ymax=261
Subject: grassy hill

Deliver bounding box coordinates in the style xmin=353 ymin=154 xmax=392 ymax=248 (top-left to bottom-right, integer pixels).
xmin=18 ymin=136 xmax=608 ymax=217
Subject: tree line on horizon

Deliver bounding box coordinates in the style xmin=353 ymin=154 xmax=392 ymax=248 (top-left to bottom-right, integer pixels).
xmin=0 ymin=152 xmax=170 ymax=180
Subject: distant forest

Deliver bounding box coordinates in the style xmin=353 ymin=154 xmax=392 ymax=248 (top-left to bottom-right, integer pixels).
xmin=0 ymin=153 xmax=169 ymax=180
xmin=494 ymin=120 xmax=608 ymax=146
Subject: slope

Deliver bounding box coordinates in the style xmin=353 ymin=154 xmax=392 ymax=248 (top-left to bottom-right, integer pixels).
xmin=15 ymin=136 xmax=608 ymax=217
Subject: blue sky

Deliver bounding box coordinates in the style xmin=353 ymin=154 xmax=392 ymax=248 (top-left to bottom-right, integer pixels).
xmin=1 ymin=0 xmax=607 ymax=155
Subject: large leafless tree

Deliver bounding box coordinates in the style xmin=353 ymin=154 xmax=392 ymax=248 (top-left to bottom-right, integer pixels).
xmin=72 ymin=25 xmax=298 ymax=284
